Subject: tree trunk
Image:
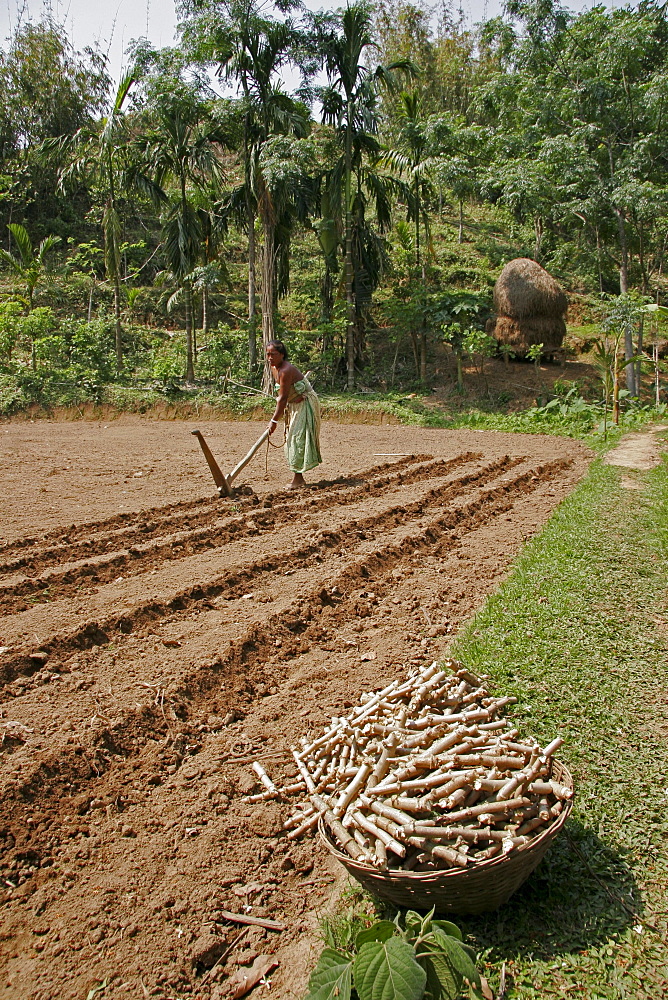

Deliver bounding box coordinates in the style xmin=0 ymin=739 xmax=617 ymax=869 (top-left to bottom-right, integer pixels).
xmin=456 ymin=352 xmax=463 ymax=392
xmin=415 ymin=179 xmax=420 ymax=272
xmin=321 ymin=263 xmax=334 ymax=326
xmin=409 ymin=331 xmax=420 ymax=377
xmin=391 ymin=334 xmax=401 ymax=388
xmin=202 ymin=286 xmax=209 ymax=338
xmin=639 ymin=220 xmax=648 ymax=293
xmin=614 ymin=206 xmax=629 ymax=295
xmin=192 ymin=298 xmax=198 ymax=361
xmin=261 ymin=214 xmax=276 ymax=394
xmin=419 ymin=256 xmax=427 ymax=386
xmin=113 ymin=273 xmax=123 ymax=372
xmin=420 ymin=331 xmax=427 ymax=385
xmin=534 ymin=216 xmax=543 ymax=261
xmin=607 ymin=139 xmax=629 ymax=297
xmin=106 ymin=162 xmax=123 ymax=373
xmin=184 ymin=281 xmax=195 ymax=382
xmin=244 ymin=121 xmax=258 ymax=373
xmin=458 ymin=200 xmax=464 ymax=243
xmin=345 ymin=98 xmax=355 ymax=391
xmin=624 ymin=319 xmax=636 ymax=396
xmin=248 ymin=204 xmax=257 ymax=371
xmin=636 ymin=313 xmax=643 ymax=399
xmin=613 ymin=207 xmax=636 ymax=395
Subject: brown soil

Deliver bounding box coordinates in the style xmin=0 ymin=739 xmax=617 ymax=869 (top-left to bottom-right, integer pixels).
xmin=425 ymin=355 xmax=596 ymax=412
xmin=0 ymin=418 xmax=592 ymax=1000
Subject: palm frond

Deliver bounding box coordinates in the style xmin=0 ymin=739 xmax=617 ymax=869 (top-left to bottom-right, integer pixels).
xmin=37 ymin=235 xmax=62 ymax=262
xmin=7 ymin=225 xmax=34 ymax=267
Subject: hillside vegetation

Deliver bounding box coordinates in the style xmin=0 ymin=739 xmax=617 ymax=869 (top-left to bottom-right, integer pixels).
xmin=1 ymin=0 xmax=668 ymax=429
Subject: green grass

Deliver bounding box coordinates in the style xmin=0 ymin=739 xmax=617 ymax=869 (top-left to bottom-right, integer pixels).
xmin=450 ymin=458 xmax=668 ymax=999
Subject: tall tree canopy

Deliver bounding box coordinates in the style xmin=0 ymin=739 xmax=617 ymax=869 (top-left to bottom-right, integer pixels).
xmin=0 ymin=18 xmax=109 ymax=239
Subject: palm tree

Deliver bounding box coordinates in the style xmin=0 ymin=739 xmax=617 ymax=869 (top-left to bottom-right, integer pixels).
xmin=214 ymin=6 xmax=305 ymax=373
xmin=391 ymin=93 xmax=434 ymax=272
xmin=181 ymin=0 xmax=318 ymax=376
xmin=0 ymin=223 xmax=60 ymax=369
xmin=192 ymin=197 xmax=230 ymax=340
xmin=255 ymin=96 xmax=310 ymax=338
xmin=320 ymin=2 xmax=414 ymax=389
xmin=138 ymin=88 xmax=231 ymax=381
xmin=383 ymin=93 xmax=436 ymax=383
xmin=54 ymin=71 xmax=144 ymax=371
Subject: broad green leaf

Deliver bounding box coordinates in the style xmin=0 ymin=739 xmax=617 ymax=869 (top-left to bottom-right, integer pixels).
xmin=430 ymin=929 xmax=481 ymax=987
xmin=402 ymin=909 xmax=425 ymax=940
xmin=419 ymin=951 xmax=458 ymax=1000
xmin=353 ymin=937 xmax=427 ymax=1000
xmin=356 ymin=921 xmax=397 ymax=948
xmin=431 ymin=920 xmax=463 ymax=942
xmin=305 ymin=948 xmax=353 ymax=1000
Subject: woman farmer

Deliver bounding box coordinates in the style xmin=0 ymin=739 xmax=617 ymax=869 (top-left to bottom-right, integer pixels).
xmin=266 ymin=340 xmax=322 ymax=490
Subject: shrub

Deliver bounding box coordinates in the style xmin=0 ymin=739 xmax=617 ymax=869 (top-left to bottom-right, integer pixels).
xmin=305 ymin=907 xmax=481 ymax=1000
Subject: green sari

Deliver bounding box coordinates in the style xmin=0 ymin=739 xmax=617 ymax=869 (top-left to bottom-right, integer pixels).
xmin=282 ymin=377 xmax=322 ymax=473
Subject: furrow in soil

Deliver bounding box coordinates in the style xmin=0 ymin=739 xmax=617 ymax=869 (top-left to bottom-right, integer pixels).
xmin=0 ymin=424 xmax=592 ymax=1000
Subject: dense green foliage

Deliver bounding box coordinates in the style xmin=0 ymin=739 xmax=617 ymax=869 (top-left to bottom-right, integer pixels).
xmin=2 ymin=0 xmax=668 ymax=412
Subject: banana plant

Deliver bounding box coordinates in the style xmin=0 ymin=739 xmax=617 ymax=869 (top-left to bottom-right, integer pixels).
xmin=0 ymin=223 xmax=61 ymax=369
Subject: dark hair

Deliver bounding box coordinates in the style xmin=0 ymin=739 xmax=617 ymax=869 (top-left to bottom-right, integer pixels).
xmin=266 ymin=339 xmax=288 ymax=360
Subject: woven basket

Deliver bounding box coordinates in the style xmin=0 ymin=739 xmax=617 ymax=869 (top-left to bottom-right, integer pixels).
xmin=319 ymin=760 xmax=573 ymax=915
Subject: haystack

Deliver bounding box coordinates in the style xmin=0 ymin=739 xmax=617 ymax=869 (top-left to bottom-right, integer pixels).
xmin=493 ymin=315 xmax=567 ymax=352
xmin=490 ymin=258 xmax=568 ymax=355
xmin=493 ymin=258 xmax=568 ymax=319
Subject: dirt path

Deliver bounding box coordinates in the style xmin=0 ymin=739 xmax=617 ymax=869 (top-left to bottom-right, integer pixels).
xmin=0 ymin=418 xmax=592 ymax=1000
xmin=603 ymin=424 xmax=668 ymax=472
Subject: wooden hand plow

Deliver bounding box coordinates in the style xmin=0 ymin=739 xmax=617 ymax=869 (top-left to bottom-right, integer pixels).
xmin=191 ymin=428 xmax=270 ymax=498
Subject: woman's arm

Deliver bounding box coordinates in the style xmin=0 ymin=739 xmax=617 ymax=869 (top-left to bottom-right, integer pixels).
xmin=267 ymin=368 xmax=292 ymax=435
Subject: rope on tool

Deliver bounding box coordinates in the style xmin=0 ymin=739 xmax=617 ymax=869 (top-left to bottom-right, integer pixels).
xmin=264 ymin=412 xmax=287 ymax=478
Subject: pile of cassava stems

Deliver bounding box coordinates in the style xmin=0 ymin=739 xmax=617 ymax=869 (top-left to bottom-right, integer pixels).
xmin=245 ymin=659 xmax=572 ymax=871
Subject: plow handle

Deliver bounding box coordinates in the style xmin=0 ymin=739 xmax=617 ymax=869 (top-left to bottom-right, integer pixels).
xmin=227 ymin=429 xmax=270 ymax=485
xmin=191 ymin=430 xmax=232 ymax=496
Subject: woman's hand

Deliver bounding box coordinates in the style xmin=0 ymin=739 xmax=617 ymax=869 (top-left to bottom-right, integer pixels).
xmin=267 ymin=418 xmax=278 ymax=435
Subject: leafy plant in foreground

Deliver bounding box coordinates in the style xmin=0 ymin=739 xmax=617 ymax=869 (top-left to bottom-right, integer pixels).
xmin=305 ymin=907 xmax=481 ymax=1000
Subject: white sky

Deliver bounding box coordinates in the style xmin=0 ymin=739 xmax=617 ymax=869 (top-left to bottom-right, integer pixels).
xmin=0 ymin=0 xmax=605 ymax=82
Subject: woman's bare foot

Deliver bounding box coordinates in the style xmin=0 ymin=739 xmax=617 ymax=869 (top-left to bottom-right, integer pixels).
xmin=286 ymin=474 xmax=306 ymax=490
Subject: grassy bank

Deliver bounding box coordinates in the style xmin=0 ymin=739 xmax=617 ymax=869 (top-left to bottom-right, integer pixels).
xmin=1 ymin=376 xmax=663 ymax=446
xmin=450 ymin=457 xmax=668 ymax=998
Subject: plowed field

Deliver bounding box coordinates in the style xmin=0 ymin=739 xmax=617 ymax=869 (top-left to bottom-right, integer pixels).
xmin=0 ymin=419 xmax=591 ymax=1000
